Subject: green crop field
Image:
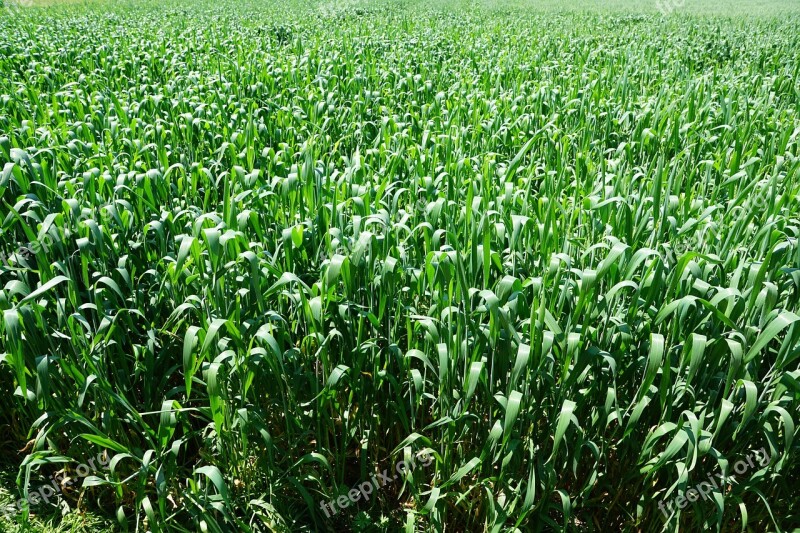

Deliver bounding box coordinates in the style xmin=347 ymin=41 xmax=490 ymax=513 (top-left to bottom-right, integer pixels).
xmin=1 ymin=0 xmax=799 ymax=531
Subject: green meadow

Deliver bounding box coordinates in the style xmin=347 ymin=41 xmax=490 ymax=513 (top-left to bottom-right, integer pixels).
xmin=1 ymin=0 xmax=799 ymax=531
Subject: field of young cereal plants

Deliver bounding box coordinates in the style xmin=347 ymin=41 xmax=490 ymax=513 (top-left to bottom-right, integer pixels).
xmin=1 ymin=0 xmax=799 ymax=531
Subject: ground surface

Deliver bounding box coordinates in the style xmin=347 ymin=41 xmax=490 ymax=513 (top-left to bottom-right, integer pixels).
xmin=1 ymin=0 xmax=799 ymax=531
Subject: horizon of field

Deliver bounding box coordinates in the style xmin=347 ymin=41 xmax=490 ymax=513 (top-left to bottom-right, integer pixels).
xmin=8 ymin=0 xmax=800 ymax=15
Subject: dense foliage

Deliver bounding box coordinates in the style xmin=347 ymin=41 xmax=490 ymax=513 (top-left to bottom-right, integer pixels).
xmin=1 ymin=1 xmax=799 ymax=531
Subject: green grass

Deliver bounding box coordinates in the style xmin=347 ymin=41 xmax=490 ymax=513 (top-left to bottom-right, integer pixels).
xmin=1 ymin=0 xmax=800 ymax=531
